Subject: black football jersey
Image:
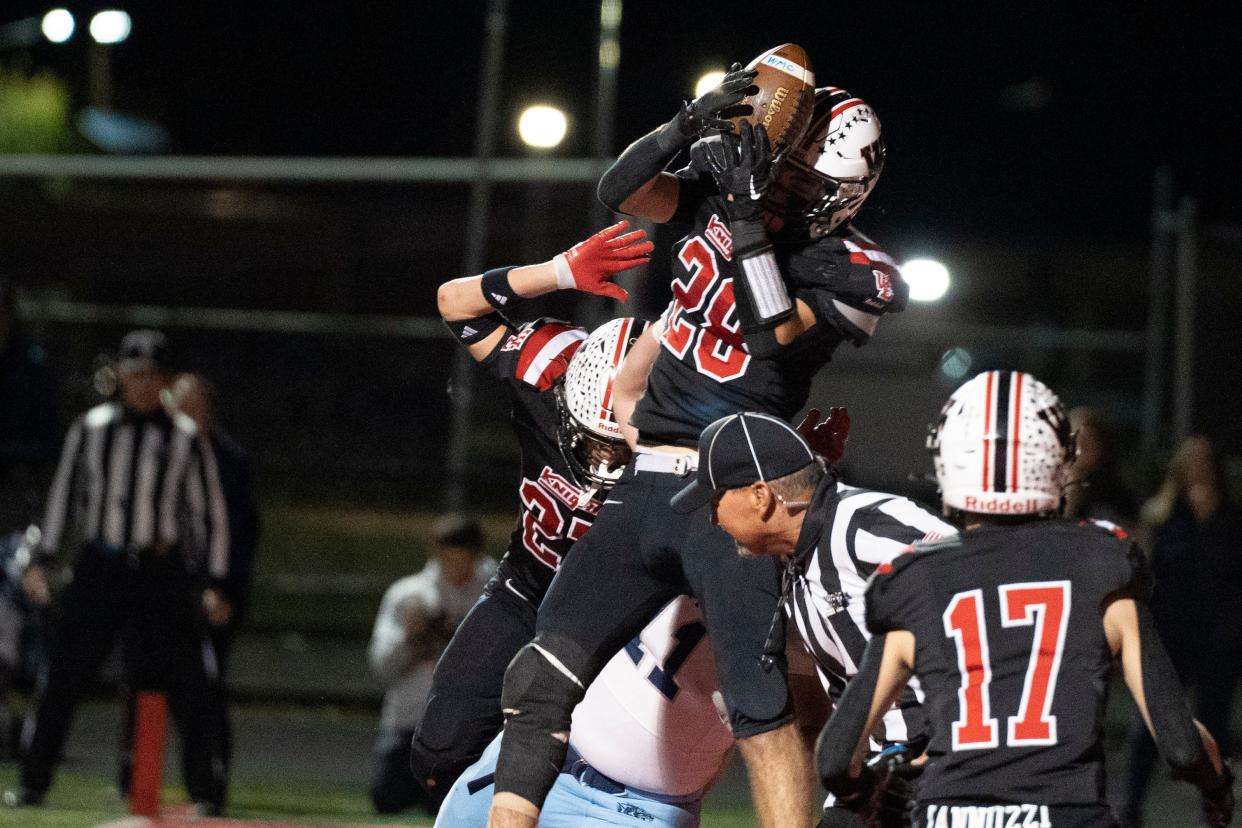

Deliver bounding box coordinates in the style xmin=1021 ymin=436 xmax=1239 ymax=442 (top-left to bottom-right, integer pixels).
xmin=865 ymin=519 xmax=1150 ymax=806
xmin=630 ymin=169 xmax=906 ymax=446
xmin=480 ymin=318 xmax=604 ymax=603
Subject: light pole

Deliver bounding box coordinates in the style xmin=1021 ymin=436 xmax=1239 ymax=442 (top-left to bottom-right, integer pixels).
xmin=517 ymin=104 xmax=567 ymax=262
xmin=87 ymin=9 xmax=131 ymax=110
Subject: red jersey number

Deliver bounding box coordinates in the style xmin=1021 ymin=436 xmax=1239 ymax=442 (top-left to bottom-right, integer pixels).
xmin=663 ymin=237 xmax=750 ymax=382
xmin=519 ymin=479 xmax=592 ymax=572
xmin=942 ymin=581 xmax=1070 ymax=750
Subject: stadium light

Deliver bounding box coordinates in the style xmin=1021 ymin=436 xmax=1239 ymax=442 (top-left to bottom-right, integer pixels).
xmin=41 ymin=8 xmax=75 ymax=43
xmin=901 ymin=258 xmax=951 ymax=302
xmin=517 ymin=104 xmax=567 ymax=150
xmin=89 ymin=10 xmax=131 ymax=44
xmin=695 ymin=70 xmax=726 ymax=99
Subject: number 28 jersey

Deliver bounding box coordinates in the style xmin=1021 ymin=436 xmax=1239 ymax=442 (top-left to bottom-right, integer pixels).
xmin=865 ymin=520 xmax=1151 ymax=805
xmin=480 ymin=318 xmax=600 ymax=603
xmin=630 ymin=170 xmax=908 ymax=447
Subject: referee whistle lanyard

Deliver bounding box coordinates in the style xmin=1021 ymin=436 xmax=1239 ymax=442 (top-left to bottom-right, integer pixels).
xmin=760 ymin=559 xmax=802 ymax=672
xmin=758 ymin=470 xmax=837 ymax=671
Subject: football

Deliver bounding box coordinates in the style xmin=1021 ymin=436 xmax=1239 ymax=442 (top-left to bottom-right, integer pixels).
xmin=734 ymin=43 xmax=816 ymax=155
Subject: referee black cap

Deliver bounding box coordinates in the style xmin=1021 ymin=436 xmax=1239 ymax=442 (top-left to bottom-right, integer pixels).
xmin=117 ymin=329 xmax=173 ymax=376
xmin=670 ymin=412 xmax=817 ymax=513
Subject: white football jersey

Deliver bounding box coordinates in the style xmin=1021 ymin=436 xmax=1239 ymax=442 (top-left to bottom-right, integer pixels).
xmin=569 ymin=596 xmax=733 ymax=797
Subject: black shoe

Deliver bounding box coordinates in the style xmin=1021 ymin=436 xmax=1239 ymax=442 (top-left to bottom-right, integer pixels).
xmin=193 ymin=801 xmax=223 ymax=817
xmin=3 ymin=787 xmax=44 ymax=807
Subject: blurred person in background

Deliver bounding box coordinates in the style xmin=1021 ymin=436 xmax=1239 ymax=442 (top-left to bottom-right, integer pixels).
xmin=116 ymin=372 xmax=259 ymax=803
xmin=5 ymin=330 xmax=230 ymax=815
xmin=368 ymin=514 xmax=495 ymax=815
xmin=0 ymin=526 xmax=46 ymax=760
xmin=1063 ymin=407 xmax=1137 ymax=530
xmin=1119 ymin=435 xmax=1242 ymax=826
xmin=0 ymin=277 xmax=59 ymax=533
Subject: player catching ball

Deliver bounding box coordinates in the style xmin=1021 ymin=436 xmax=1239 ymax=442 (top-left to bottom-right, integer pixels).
xmin=489 ymin=44 xmax=908 ymax=828
xmin=817 ymin=372 xmax=1234 ymax=827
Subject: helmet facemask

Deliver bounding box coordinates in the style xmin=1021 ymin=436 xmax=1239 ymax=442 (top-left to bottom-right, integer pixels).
xmin=555 ymin=317 xmax=650 ymax=505
xmin=554 ymin=382 xmax=631 ymax=492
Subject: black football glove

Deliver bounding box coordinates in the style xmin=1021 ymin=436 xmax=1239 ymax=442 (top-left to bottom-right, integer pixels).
xmin=1203 ymin=760 xmax=1235 ymax=828
xmin=697 ymin=120 xmax=773 ymax=223
xmin=676 ymin=62 xmax=758 ymax=139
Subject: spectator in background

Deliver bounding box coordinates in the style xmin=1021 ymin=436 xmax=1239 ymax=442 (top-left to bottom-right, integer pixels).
xmin=1119 ymin=435 xmax=1242 ymax=826
xmin=1064 ymin=406 xmax=1137 ymax=529
xmin=367 ymin=514 xmax=494 ymax=815
xmin=6 ymin=330 xmax=229 ymax=814
xmin=0 ymin=277 xmax=59 ymax=532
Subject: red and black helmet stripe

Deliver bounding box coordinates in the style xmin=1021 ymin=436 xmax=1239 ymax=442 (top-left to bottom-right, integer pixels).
xmin=991 ymin=370 xmax=1012 ymax=494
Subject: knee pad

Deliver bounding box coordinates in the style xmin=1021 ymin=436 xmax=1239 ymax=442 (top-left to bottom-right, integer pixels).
xmin=493 ymin=636 xmax=591 ymax=808
xmin=409 ymin=724 xmax=471 ymax=804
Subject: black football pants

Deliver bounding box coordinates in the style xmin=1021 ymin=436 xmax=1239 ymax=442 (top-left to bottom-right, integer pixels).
xmin=21 ymin=549 xmax=222 ymax=806
xmin=409 ymin=562 xmax=537 ymax=805
xmin=493 ymin=459 xmax=791 ymax=802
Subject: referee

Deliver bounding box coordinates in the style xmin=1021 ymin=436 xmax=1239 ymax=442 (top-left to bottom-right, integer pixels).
xmin=670 ymin=411 xmax=955 ymax=826
xmin=8 ymin=330 xmax=229 ymax=814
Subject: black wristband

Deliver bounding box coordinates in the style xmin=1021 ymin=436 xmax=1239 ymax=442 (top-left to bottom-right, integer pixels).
xmin=444 ymin=313 xmax=503 ymax=346
xmin=480 ymin=266 xmax=521 ymax=310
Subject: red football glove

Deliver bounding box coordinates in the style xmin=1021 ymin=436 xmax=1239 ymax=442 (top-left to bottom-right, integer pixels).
xmin=553 ymin=220 xmax=654 ymax=302
xmin=796 ymin=406 xmax=851 ymax=465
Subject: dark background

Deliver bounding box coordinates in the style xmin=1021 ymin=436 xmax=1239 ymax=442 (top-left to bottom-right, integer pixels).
xmin=1 ymin=0 xmax=1238 ymax=513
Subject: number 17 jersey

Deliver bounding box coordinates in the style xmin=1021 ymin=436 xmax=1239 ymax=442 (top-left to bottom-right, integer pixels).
xmin=865 ymin=519 xmax=1150 ymax=806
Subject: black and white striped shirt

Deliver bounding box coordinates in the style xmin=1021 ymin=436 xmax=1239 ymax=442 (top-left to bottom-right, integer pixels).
xmin=39 ymin=402 xmax=230 ymax=579
xmin=786 ymin=475 xmax=955 ymax=744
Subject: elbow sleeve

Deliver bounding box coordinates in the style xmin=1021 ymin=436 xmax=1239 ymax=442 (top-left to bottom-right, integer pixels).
xmin=816 ymin=635 xmax=885 ymax=795
xmin=1135 ymin=603 xmax=1213 ymax=780
xmin=597 ymin=127 xmax=683 ymax=213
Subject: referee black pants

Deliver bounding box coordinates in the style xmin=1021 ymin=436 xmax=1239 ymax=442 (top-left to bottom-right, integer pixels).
xmin=494 ymin=458 xmax=792 ymax=799
xmin=20 ymin=549 xmax=222 ymax=806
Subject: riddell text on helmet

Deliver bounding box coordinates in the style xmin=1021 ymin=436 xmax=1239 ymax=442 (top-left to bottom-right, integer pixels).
xmin=963 ymin=495 xmax=1044 ymax=514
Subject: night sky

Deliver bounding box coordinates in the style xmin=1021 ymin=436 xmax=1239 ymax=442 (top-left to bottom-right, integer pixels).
xmin=6 ymin=0 xmax=1241 ymax=242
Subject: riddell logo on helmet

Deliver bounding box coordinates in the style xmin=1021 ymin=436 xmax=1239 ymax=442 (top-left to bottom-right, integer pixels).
xmin=963 ymin=496 xmax=1042 ymax=514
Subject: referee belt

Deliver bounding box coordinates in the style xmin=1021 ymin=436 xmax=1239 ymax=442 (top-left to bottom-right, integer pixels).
xmin=633 ymin=450 xmax=698 ymax=476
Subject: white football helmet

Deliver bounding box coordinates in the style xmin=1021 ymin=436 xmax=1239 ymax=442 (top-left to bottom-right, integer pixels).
xmin=928 ymin=371 xmax=1074 ymax=517
xmin=556 ymin=317 xmax=651 ymax=492
xmin=765 ymin=87 xmax=885 ymax=238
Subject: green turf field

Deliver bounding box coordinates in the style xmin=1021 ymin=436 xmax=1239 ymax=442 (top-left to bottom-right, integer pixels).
xmin=0 ymin=767 xmax=764 ymax=827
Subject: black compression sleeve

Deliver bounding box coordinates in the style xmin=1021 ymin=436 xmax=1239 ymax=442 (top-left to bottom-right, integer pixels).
xmin=596 ymin=119 xmax=692 ymax=213
xmin=443 ymin=312 xmax=503 ymax=346
xmin=816 ymin=635 xmax=884 ymax=799
xmin=1135 ymin=602 xmax=1222 ymax=789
